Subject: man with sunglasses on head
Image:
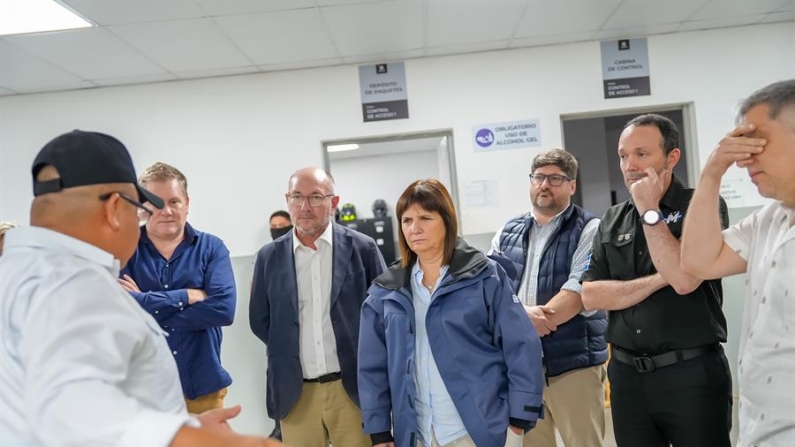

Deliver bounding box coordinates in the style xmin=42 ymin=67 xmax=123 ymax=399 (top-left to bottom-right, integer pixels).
xmin=489 ymin=148 xmax=607 ymax=447
xmin=0 ymin=130 xmax=276 ymax=447
xmin=250 ymin=167 xmax=386 ymax=447
xmin=119 ymin=162 xmax=236 ymax=415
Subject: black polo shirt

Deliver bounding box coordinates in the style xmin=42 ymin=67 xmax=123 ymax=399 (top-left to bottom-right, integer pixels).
xmin=581 ymin=176 xmax=729 ymax=354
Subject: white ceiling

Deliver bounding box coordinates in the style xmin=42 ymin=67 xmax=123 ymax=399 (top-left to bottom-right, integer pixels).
xmin=1 ymin=0 xmax=792 ymax=96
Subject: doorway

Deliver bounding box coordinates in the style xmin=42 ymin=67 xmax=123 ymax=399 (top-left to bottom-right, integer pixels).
xmin=560 ymin=104 xmax=696 ymax=218
xmin=322 ymin=131 xmax=458 ymax=263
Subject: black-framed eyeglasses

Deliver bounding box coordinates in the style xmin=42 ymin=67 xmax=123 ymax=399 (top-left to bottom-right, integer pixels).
xmin=529 ymin=173 xmax=572 ymax=187
xmin=286 ymin=194 xmax=334 ymax=207
xmin=99 ymin=192 xmax=153 ymax=226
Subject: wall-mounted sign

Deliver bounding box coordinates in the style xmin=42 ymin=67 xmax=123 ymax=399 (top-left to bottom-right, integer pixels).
xmin=358 ymin=62 xmax=409 ymax=122
xmin=600 ymin=38 xmax=651 ymax=99
xmin=472 ymin=119 xmax=541 ymax=152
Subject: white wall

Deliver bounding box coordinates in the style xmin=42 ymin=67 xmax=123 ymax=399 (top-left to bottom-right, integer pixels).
xmin=2 ymin=22 xmax=792 ymax=256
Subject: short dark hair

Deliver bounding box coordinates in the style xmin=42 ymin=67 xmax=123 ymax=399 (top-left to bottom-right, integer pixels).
xmin=738 ymin=79 xmax=795 ymax=122
xmin=270 ymin=210 xmax=291 ymax=222
xmin=624 ymin=113 xmax=680 ymax=155
xmin=396 ymin=179 xmax=458 ymax=269
xmin=532 ymin=148 xmax=578 ymax=180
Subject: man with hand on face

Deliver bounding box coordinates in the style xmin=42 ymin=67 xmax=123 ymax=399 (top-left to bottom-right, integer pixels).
xmin=119 ymin=162 xmax=236 ymax=414
xmin=681 ymin=80 xmax=795 ymax=447
xmin=0 ymin=130 xmax=276 ymax=447
xmin=490 ymin=148 xmax=607 ymax=447
xmin=581 ymin=114 xmax=732 ymax=447
xmin=250 ymin=167 xmax=386 ymax=447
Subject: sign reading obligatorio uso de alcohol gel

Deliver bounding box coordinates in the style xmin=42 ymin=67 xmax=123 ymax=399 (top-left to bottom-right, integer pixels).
xmin=358 ymin=62 xmax=409 ymax=122
xmin=472 ymin=119 xmax=541 ymax=152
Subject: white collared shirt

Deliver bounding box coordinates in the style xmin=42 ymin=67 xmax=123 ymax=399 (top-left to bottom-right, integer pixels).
xmin=0 ymin=227 xmax=195 ymax=447
xmin=723 ymin=202 xmax=795 ymax=447
xmin=293 ymin=222 xmax=339 ymax=379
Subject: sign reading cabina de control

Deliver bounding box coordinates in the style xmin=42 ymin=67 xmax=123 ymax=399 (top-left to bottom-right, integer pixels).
xmin=358 ymin=62 xmax=409 ymax=122
xmin=472 ymin=119 xmax=541 ymax=152
xmin=600 ymin=38 xmax=651 ymax=99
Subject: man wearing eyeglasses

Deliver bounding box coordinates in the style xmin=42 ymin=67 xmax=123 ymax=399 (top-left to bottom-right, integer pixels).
xmin=0 ymin=130 xmax=277 ymax=447
xmin=119 ymin=162 xmax=236 ymax=415
xmin=250 ymin=167 xmax=386 ymax=447
xmin=489 ymin=148 xmax=606 ymax=447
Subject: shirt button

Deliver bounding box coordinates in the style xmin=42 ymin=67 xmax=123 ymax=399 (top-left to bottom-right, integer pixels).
xmin=164 ymin=284 xmax=169 ymax=289
xmin=172 ymin=351 xmax=177 ymax=355
xmin=636 ymin=329 xmax=642 ymax=334
xmin=166 ymin=263 xmax=169 ymax=267
xmin=178 ymin=302 xmax=183 ymax=306
xmin=155 ymin=310 xmax=159 ymax=314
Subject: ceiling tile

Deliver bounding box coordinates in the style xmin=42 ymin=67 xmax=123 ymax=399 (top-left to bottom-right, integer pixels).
xmin=259 ymin=58 xmax=342 ymax=72
xmin=109 ymin=18 xmax=252 ymax=72
xmin=175 ymin=65 xmax=260 ymax=79
xmin=511 ymin=31 xmax=595 ymax=48
xmin=322 ymin=1 xmax=424 ymax=56
xmin=63 ymin=0 xmax=207 ymax=26
xmin=760 ymin=11 xmax=795 ymax=22
xmin=425 ymin=40 xmax=509 ymax=57
xmin=0 ymin=40 xmax=95 ymax=93
xmin=603 ymin=1 xmax=710 ymax=29
xmin=4 ymin=28 xmax=167 ymax=80
xmin=341 ymin=49 xmax=424 ymax=64
xmin=197 ymin=0 xmax=315 ymax=16
xmin=591 ymin=23 xmax=680 ymax=41
xmin=689 ymin=0 xmax=785 ymax=21
xmin=776 ymin=1 xmax=794 ymax=12
xmin=215 ymin=8 xmax=338 ymax=65
xmin=676 ymin=14 xmax=767 ymax=32
xmin=92 ymin=73 xmax=178 ymax=87
xmin=317 ymin=0 xmax=383 ymax=5
xmin=515 ymin=0 xmax=621 ymax=38
xmin=426 ymin=1 xmax=528 ymax=47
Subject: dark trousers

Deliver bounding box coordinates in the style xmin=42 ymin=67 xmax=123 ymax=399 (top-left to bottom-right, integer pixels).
xmin=608 ymin=346 xmax=732 ymax=447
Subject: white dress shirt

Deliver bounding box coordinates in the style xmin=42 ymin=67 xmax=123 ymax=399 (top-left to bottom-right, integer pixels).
xmin=723 ymin=202 xmax=795 ymax=447
xmin=0 ymin=227 xmax=195 ymax=447
xmin=293 ymin=222 xmax=340 ymax=379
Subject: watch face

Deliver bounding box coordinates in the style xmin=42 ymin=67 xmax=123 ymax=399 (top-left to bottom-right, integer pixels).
xmin=643 ymin=210 xmax=662 ymax=225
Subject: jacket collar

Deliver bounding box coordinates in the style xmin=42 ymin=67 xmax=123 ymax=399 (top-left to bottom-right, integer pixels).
xmin=374 ymin=237 xmax=489 ymax=291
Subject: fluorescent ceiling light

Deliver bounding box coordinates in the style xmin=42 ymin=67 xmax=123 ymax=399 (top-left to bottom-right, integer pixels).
xmin=327 ymin=144 xmax=360 ymax=153
xmin=0 ymin=0 xmax=92 ymax=37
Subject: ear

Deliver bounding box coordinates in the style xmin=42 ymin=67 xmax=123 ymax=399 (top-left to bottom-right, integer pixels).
xmin=569 ymin=179 xmax=577 ymax=196
xmin=330 ymin=195 xmax=340 ymax=210
xmin=102 ymin=193 xmax=123 ymax=230
xmin=184 ymin=195 xmax=190 ymax=214
xmin=667 ymin=148 xmax=682 ymax=169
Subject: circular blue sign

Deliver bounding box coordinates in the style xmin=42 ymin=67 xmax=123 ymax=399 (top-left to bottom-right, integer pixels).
xmin=475 ymin=128 xmax=494 ymax=148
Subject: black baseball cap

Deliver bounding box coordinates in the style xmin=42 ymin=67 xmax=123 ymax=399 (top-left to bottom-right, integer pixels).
xmin=31 ymin=130 xmax=164 ymax=209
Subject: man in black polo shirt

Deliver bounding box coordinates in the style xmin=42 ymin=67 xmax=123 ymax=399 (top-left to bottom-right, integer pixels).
xmin=581 ymin=114 xmax=731 ymax=447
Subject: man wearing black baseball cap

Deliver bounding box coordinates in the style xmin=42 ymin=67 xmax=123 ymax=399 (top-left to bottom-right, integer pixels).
xmin=0 ymin=130 xmax=277 ymax=447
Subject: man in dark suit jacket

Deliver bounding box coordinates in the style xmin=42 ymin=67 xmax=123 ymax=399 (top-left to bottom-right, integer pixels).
xmin=250 ymin=167 xmax=386 ymax=447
